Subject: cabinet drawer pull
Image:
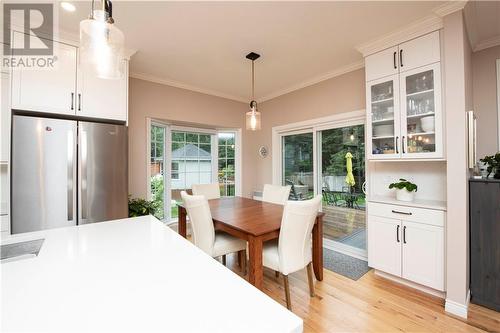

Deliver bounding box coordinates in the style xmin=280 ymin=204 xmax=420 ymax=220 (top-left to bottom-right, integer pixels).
xmin=71 ymin=92 xmax=74 ymax=110
xmin=396 ymin=225 xmax=400 ymax=243
xmin=78 ymin=93 xmax=81 ymax=111
xmin=403 ymin=226 xmax=407 ymax=244
xmin=393 ymin=51 xmax=397 ymax=69
xmin=391 ymin=209 xmax=412 ymax=216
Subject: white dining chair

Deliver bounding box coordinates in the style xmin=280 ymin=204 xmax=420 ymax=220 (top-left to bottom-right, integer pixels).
xmin=192 ymin=183 xmax=221 ymax=200
xmin=180 ymin=191 xmax=246 ymax=270
xmin=262 ymin=184 xmax=291 ymax=205
xmin=262 ymin=195 xmax=322 ymax=310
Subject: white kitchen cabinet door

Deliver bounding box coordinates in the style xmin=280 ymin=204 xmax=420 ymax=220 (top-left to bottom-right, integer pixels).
xmin=365 ymin=46 xmax=399 ymax=82
xmin=400 ymin=62 xmax=443 ymax=159
xmin=366 ymin=74 xmax=401 ymax=160
xmin=1 ymin=72 xmax=10 ymax=162
xmin=77 ymin=60 xmax=128 ymax=121
xmin=398 ymin=31 xmax=440 ymax=73
xmin=402 ymin=221 xmax=444 ymax=291
xmin=368 ymin=215 xmax=402 ymax=277
xmin=11 ymin=31 xmax=77 ymax=115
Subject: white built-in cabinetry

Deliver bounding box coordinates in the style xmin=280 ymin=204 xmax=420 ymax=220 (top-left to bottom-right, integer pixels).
xmin=367 ymin=202 xmax=444 ymax=291
xmin=364 ymin=30 xmax=447 ymax=295
xmin=366 ymin=31 xmax=443 ymax=160
xmin=1 ymin=51 xmax=10 ymax=238
xmin=11 ymin=31 xmax=128 ymax=122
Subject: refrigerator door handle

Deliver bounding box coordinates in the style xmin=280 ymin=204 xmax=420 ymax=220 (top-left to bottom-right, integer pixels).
xmin=81 ymin=130 xmax=88 ymax=220
xmin=67 ymin=131 xmax=74 ymax=221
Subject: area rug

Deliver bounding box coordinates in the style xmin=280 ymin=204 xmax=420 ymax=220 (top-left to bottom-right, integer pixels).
xmin=323 ymin=248 xmax=370 ymax=281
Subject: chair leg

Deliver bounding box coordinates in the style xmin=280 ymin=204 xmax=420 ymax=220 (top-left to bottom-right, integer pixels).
xmin=238 ymin=250 xmax=246 ymax=273
xmin=275 ymin=271 xmax=280 ymax=279
xmin=283 ymin=275 xmax=292 ymax=311
xmin=306 ymin=262 xmax=315 ymax=297
xmin=222 ymin=254 xmax=226 ymax=266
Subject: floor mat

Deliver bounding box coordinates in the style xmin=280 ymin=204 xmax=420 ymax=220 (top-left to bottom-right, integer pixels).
xmin=323 ymin=247 xmax=370 ymax=280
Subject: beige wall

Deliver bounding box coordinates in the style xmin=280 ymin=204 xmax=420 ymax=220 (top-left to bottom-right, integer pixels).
xmin=472 ymin=45 xmax=500 ymax=158
xmin=243 ymin=68 xmax=366 ymax=196
xmin=443 ymin=10 xmax=470 ymax=310
xmin=128 ymin=78 xmax=248 ymax=199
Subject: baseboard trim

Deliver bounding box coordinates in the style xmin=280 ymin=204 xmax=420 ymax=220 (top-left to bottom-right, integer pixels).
xmin=374 ymin=270 xmax=446 ymax=299
xmin=323 ymin=238 xmax=367 ymax=261
xmin=445 ymin=290 xmax=470 ymax=319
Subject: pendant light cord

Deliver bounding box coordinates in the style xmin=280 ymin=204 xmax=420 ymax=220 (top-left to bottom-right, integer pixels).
xmin=251 ymin=60 xmax=255 ymax=101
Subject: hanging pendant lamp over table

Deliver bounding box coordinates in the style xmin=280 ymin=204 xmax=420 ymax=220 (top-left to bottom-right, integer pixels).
xmin=245 ymin=52 xmax=261 ymax=131
xmin=80 ymin=0 xmax=125 ymax=80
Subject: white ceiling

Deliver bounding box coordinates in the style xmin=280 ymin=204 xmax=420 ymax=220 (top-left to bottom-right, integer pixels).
xmin=58 ymin=1 xmax=446 ymax=102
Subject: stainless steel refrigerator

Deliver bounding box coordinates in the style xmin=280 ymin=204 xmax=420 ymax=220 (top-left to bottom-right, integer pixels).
xmin=11 ymin=115 xmax=128 ymax=234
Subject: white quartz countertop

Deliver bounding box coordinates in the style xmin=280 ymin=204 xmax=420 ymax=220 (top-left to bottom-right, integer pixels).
xmin=1 ymin=216 xmax=302 ymax=333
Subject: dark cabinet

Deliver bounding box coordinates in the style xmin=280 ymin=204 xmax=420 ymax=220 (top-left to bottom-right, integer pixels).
xmin=469 ymin=179 xmax=500 ymax=311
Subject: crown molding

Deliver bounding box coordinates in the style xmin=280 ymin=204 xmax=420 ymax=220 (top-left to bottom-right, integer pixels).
xmin=356 ymin=15 xmax=443 ymax=57
xmin=259 ymin=60 xmax=365 ymax=102
xmin=129 ymin=72 xmax=248 ymax=103
xmin=433 ymin=1 xmax=468 ymax=18
xmin=473 ymin=34 xmax=500 ymax=52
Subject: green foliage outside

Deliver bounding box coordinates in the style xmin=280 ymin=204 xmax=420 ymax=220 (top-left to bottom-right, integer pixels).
xmin=151 ymin=174 xmax=165 ymax=220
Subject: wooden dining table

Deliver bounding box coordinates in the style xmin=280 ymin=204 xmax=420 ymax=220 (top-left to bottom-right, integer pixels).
xmin=177 ymin=196 xmax=324 ymax=290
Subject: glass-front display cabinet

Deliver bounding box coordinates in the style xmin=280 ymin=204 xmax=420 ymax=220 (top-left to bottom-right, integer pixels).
xmin=366 ymin=75 xmax=401 ymax=159
xmin=400 ymin=63 xmax=442 ymax=159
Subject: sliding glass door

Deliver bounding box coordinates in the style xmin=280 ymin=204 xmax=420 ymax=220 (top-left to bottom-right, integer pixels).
xmin=278 ymin=121 xmax=367 ymax=258
xmin=282 ymin=132 xmax=314 ymax=200
xmin=318 ymin=124 xmax=366 ymax=253
xmin=150 ymin=123 xmax=167 ymax=220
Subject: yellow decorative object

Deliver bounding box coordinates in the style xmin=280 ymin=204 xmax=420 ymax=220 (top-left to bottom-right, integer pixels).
xmin=345 ymin=152 xmax=355 ymax=187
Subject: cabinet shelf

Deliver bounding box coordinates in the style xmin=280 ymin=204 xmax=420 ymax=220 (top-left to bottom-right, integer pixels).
xmin=407 ymin=131 xmax=435 ymax=136
xmin=372 ymin=135 xmax=394 ymax=140
xmin=406 ymin=112 xmax=435 ymax=119
xmin=372 ymin=118 xmax=394 ymax=124
xmin=406 ymin=88 xmax=434 ymax=98
xmin=371 ymin=97 xmax=394 ymax=105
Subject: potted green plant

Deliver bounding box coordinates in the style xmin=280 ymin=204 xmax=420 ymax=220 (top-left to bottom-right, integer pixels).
xmin=128 ymin=196 xmax=157 ymax=217
xmin=389 ymin=178 xmax=418 ymax=202
xmin=480 ymin=152 xmax=500 ymax=179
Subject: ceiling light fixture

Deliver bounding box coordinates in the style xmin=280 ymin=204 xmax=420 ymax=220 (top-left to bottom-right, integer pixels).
xmin=79 ymin=0 xmax=124 ymax=79
xmin=245 ymin=52 xmax=261 ymax=131
xmin=61 ymin=2 xmax=76 ymax=12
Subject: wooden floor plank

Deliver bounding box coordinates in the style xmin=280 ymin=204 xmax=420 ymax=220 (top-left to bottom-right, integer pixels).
xmin=221 ymin=253 xmax=500 ymax=333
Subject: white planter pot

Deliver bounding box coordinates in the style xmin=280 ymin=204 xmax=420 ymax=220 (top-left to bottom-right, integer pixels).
xmin=396 ymin=189 xmax=415 ymax=202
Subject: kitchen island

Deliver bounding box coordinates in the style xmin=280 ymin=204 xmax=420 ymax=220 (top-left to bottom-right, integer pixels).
xmin=1 ymin=216 xmax=302 ymax=333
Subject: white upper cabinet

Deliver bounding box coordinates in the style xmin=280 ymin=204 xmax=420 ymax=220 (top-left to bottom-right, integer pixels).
xmin=77 ymin=60 xmax=128 ymax=121
xmin=367 ymin=75 xmax=401 ymax=159
xmin=365 ymin=46 xmax=399 ymax=82
xmin=365 ymin=31 xmax=443 ymax=160
xmin=10 ymin=31 xmax=128 ymax=122
xmin=398 ymin=31 xmax=440 ymax=73
xmin=11 ymin=31 xmax=77 ymax=115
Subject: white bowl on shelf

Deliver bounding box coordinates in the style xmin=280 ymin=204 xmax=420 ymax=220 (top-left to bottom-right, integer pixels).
xmin=373 ymin=124 xmax=393 ymax=137
xmin=420 ymin=116 xmax=435 ymax=132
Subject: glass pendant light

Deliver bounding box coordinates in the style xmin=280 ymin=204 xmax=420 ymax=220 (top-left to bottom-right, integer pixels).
xmin=245 ymin=52 xmax=261 ymax=131
xmin=80 ymin=0 xmax=124 ymax=79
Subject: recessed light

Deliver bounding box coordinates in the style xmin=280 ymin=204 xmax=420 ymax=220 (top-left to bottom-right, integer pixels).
xmin=61 ymin=2 xmax=76 ymax=12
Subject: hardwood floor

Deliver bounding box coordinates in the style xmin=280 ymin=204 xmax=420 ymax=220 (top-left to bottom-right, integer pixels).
xmin=223 ymin=253 xmax=500 ymax=333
